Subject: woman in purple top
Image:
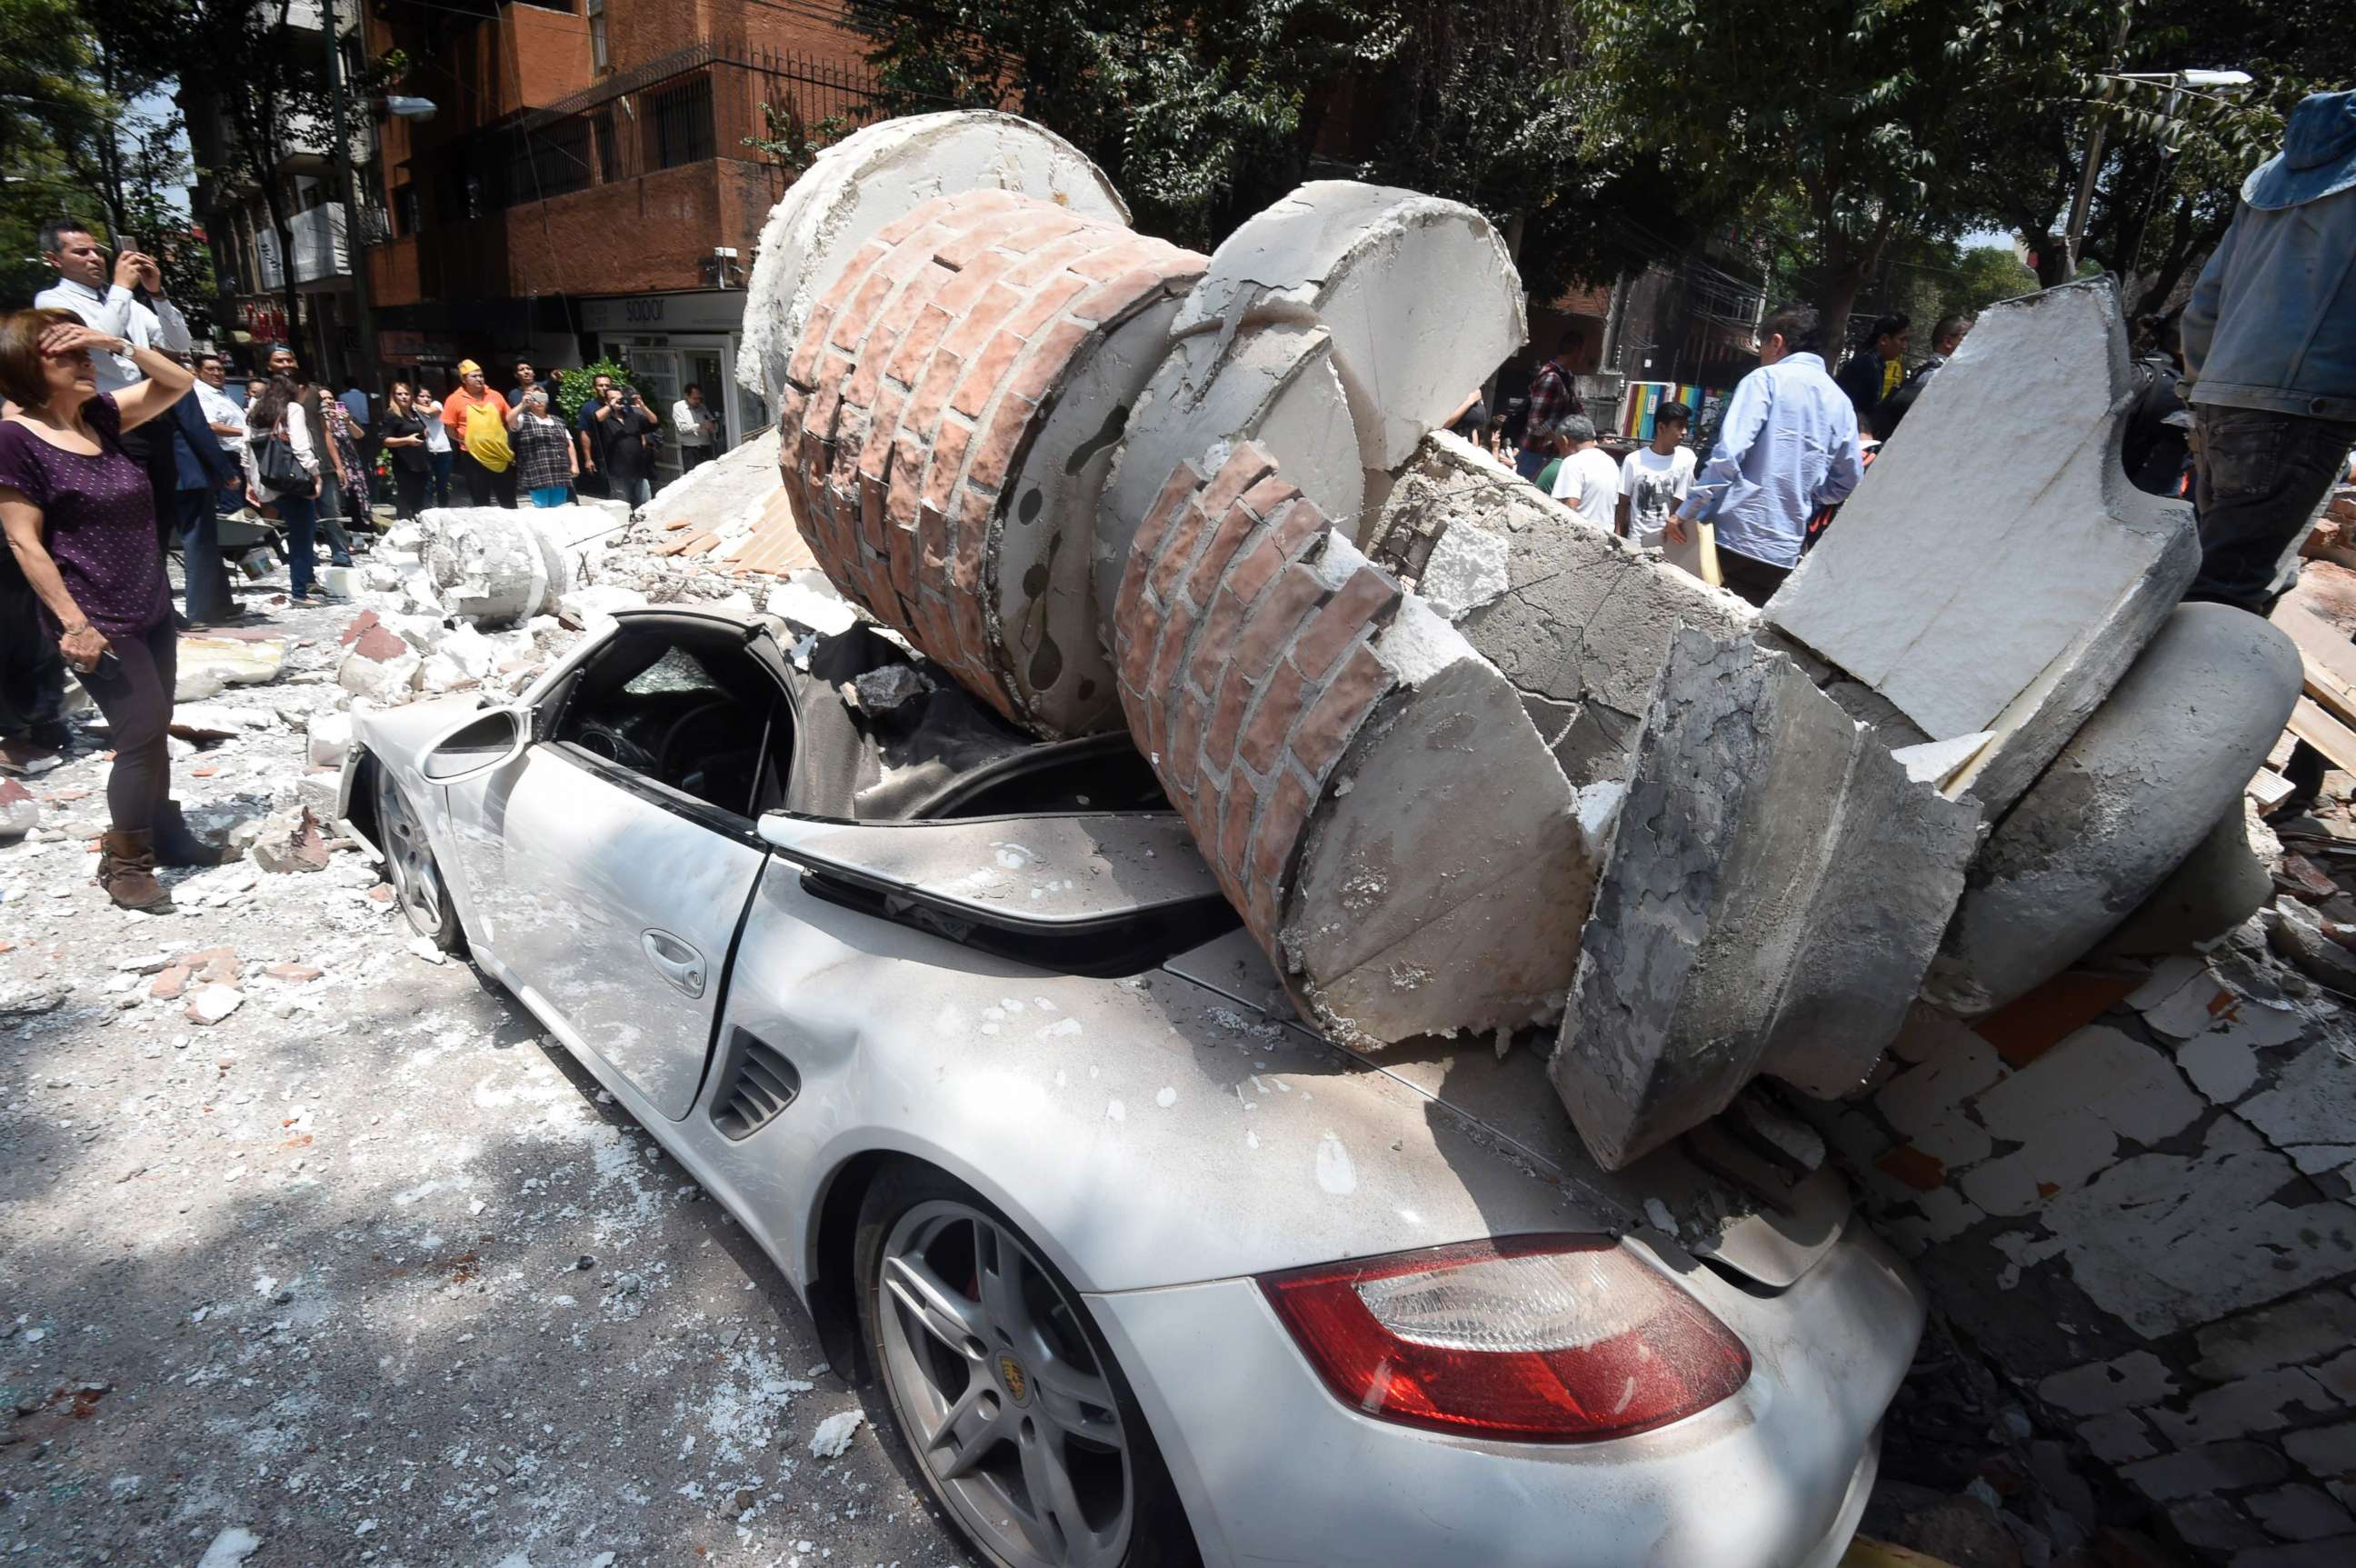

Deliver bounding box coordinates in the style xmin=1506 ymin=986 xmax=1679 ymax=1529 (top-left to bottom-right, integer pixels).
xmin=0 ymin=307 xmax=219 ymax=909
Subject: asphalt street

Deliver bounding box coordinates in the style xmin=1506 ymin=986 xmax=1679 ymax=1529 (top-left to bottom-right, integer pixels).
xmin=0 ymin=593 xmax=969 ymax=1568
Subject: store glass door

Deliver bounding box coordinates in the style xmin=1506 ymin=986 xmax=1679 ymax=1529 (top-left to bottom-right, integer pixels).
xmin=629 ymin=348 xmax=683 ymax=483
xmin=684 ymin=348 xmax=725 ymax=459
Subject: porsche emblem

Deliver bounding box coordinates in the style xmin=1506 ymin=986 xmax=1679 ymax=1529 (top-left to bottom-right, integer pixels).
xmin=997 ymin=1353 xmax=1031 ymax=1404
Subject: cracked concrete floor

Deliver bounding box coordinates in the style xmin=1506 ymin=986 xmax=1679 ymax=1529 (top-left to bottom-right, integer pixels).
xmin=0 ymin=593 xmax=966 ymax=1567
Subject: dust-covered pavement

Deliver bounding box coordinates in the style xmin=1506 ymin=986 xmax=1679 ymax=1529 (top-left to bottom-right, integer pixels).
xmin=0 ymin=591 xmax=967 ymax=1566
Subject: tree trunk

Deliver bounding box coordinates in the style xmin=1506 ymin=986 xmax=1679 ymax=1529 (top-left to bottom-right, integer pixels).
xmin=1814 ymin=223 xmax=1863 ymax=365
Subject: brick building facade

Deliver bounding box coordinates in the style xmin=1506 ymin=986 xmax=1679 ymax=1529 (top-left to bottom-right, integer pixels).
xmin=359 ymin=0 xmax=881 ymax=468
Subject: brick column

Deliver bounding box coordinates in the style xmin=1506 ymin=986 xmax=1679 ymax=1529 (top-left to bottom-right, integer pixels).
xmin=776 ymin=189 xmax=1201 ymax=730
xmin=1112 ymin=442 xmax=1403 ymax=942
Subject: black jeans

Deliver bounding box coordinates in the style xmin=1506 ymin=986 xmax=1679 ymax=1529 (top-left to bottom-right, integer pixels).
xmin=81 ymin=619 xmax=176 ymax=834
xmin=1717 ymin=546 xmax=1792 ymax=609
xmin=0 ymin=552 xmax=65 ymax=740
xmin=681 ymin=445 xmax=712 ymax=471
xmin=2187 ymin=405 xmax=2356 ymax=614
xmin=394 ymin=464 xmax=428 ymax=521
xmin=176 ymin=487 xmax=238 ymax=624
xmin=455 ymin=450 xmax=518 ymax=508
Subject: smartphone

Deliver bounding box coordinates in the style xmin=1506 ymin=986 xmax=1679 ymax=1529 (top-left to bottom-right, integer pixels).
xmin=87 ymin=648 xmax=125 ymax=683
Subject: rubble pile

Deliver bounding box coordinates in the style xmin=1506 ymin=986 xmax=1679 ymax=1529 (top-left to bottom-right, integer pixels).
xmin=742 ymin=112 xmax=2306 ymax=1172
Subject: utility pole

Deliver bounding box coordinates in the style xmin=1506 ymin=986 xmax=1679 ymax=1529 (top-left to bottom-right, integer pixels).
xmin=2062 ymin=13 xmax=2134 ymax=278
xmin=324 ymin=0 xmax=374 ymax=390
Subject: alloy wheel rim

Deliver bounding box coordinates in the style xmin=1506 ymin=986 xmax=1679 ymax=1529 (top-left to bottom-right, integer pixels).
xmin=373 ymin=767 xmax=445 ymax=940
xmin=876 ymin=1199 xmax=1133 ymax=1568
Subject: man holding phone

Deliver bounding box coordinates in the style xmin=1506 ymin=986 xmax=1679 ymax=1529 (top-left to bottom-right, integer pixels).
xmin=33 ymin=224 xmax=193 ymax=399
xmin=594 ymin=383 xmax=662 ymax=509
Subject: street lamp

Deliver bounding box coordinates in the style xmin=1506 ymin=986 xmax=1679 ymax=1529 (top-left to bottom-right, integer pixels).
xmin=2063 ymin=66 xmax=2259 ymax=276
xmin=384 ymin=96 xmax=438 ymax=121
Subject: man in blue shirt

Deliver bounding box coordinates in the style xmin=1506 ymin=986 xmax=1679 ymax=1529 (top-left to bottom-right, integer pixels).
xmin=1668 ymin=306 xmax=1865 ymax=606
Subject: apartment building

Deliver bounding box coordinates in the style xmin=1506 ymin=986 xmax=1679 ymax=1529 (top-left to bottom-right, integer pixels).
xmin=362 ymin=0 xmax=877 ymax=464
xmin=184 ymin=0 xmax=384 ymax=384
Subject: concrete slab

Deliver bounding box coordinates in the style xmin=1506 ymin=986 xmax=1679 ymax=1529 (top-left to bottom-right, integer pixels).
xmin=1173 ymin=182 xmax=1525 ymax=494
xmin=740 ymin=112 xmax=1128 ymax=404
xmin=639 ymin=427 xmax=785 ymax=539
xmin=1928 ymin=603 xmax=2303 ymax=1015
xmin=1552 ymin=631 xmax=1980 ymax=1169
xmin=1369 ymin=431 xmax=1755 ymax=789
xmin=1765 ymin=280 xmax=2201 ymax=814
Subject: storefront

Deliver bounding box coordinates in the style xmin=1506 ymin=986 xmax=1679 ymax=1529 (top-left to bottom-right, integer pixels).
xmin=579 ymin=290 xmax=770 ymax=481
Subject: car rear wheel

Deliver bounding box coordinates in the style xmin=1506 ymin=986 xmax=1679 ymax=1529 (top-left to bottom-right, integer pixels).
xmin=373 ymin=761 xmax=461 ymax=952
xmin=855 ymin=1165 xmax=1197 ymax=1568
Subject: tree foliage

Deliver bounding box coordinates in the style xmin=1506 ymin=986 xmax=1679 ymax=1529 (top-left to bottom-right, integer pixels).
xmin=849 ymin=1 xmax=1684 ymax=300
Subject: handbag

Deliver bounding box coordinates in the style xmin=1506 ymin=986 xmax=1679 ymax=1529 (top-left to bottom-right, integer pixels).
xmin=254 ymin=424 xmax=304 ymax=492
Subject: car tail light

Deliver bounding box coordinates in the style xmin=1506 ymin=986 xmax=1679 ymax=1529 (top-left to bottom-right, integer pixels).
xmin=1258 ymin=1233 xmax=1752 ymax=1443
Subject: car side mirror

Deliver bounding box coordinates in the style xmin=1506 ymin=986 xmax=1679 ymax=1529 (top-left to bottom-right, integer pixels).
xmin=756 ymin=812 xmax=1221 ymax=931
xmin=418 ymin=704 xmax=529 ymax=784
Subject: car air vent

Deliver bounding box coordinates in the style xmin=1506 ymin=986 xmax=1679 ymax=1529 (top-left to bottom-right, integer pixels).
xmin=712 ymin=1029 xmax=800 ymax=1141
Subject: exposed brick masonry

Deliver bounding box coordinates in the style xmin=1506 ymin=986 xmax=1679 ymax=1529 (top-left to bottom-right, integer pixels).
xmin=1113 ymin=442 xmax=1403 ymax=944
xmin=777 ymin=189 xmax=1201 ymax=725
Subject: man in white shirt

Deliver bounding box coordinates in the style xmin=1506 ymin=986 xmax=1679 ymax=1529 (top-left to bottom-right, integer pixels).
xmin=672 ymin=383 xmax=719 ymax=470
xmin=33 ymin=221 xmax=194 ymax=400
xmin=1616 ymin=400 xmax=1697 ymax=549
xmin=192 ymin=354 xmax=247 ymax=460
xmin=1548 ymin=415 xmax=1621 ymax=528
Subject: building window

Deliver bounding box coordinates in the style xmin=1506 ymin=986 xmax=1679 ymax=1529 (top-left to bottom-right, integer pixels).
xmin=650 ymin=75 xmax=714 ymax=170
xmin=587 ymin=0 xmax=607 ymax=71
xmin=507 ymin=115 xmax=594 ymax=203
xmin=394 ymin=183 xmax=420 ymax=235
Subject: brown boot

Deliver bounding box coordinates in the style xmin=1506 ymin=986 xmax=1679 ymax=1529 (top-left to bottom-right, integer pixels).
xmin=97 ymin=830 xmax=172 ymax=911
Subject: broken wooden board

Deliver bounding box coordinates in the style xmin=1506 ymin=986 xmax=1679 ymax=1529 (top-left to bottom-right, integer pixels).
xmin=2287 ymin=694 xmax=2356 ymax=776
xmin=2273 ymin=569 xmax=2356 ymax=729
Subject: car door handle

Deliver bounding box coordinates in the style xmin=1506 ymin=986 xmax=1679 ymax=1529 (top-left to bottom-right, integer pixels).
xmin=642 ymin=929 xmax=707 ymax=998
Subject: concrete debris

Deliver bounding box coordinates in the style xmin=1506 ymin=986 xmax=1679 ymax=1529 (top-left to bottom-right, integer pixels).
xmin=305 ymin=711 xmax=353 ymax=768
xmin=419 ymin=504 xmax=624 ymax=626
xmin=1767 ymin=281 xmax=2201 ymax=814
xmin=847 ymin=663 xmax=933 ymax=716
xmin=740 ymin=110 xmax=1129 ymax=404
xmin=0 ymin=777 xmax=37 ymax=840
xmin=1928 ymin=604 xmax=2302 ymax=1016
xmin=185 ymin=982 xmax=243 ymax=1025
xmin=809 ymin=1409 xmax=864 ymax=1459
xmin=249 ymin=806 xmax=332 ymax=874
xmin=175 ymin=634 xmax=286 ymax=702
xmin=1552 ymin=631 xmax=1980 ymax=1169
xmin=1171 ymin=181 xmax=1526 ymax=499
xmin=2094 ymin=800 xmax=2280 ymax=961
xmin=1369 ymin=430 xmax=1752 ymax=788
xmin=638 ymin=426 xmax=784 ymax=537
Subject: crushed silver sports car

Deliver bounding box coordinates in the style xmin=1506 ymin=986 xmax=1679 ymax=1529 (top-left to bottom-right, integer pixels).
xmin=341 ymin=604 xmax=1921 ymax=1568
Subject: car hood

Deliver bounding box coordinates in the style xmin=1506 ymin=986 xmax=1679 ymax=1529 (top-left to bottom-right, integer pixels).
xmin=1164 ymin=932 xmax=1853 ymax=1290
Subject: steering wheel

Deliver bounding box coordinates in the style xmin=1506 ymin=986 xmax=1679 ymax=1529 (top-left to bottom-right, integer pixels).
xmin=654 ymin=698 xmax=740 ymax=785
xmin=574 ymin=722 xmax=656 ymax=771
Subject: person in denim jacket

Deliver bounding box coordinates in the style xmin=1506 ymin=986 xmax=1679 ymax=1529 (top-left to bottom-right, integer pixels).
xmin=2182 ymin=89 xmax=2356 ymax=613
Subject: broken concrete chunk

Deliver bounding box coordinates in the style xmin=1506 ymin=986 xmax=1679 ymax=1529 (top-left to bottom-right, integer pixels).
xmin=175 ymin=634 xmax=286 ymax=702
xmin=304 ymin=712 xmax=352 ymax=769
xmin=1171 ymin=182 xmax=1525 ymax=495
xmin=2094 ymin=801 xmax=2278 ymax=961
xmin=1370 ymin=431 xmax=1754 ymax=790
xmin=1929 ymin=604 xmax=2303 ymax=1015
xmin=1097 ymin=321 xmax=1363 ymax=618
xmin=1766 ymin=280 xmax=2200 ymax=814
xmin=0 ymin=778 xmax=37 ymax=840
xmin=741 ymin=111 xmax=1130 ymax=404
xmin=639 ymin=427 xmax=784 ymax=538
xmin=1552 ymin=630 xmax=1980 ymax=1170
xmin=249 ymin=807 xmax=331 ymax=874
xmin=419 ymin=506 xmax=620 ymax=626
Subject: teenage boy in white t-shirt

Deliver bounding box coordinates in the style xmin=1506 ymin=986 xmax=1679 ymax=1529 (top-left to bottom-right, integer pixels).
xmin=1617 ymin=401 xmax=1698 ymax=547
xmin=1548 ymin=414 xmax=1621 ymax=527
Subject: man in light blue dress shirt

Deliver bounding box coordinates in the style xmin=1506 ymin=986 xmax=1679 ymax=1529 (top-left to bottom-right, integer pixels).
xmin=1668 ymin=306 xmax=1865 ymax=606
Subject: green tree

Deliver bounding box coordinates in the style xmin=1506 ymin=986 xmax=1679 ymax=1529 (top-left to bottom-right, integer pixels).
xmin=1578 ymin=0 xmax=2047 ymax=355
xmin=850 ymin=1 xmax=1688 ymax=300
xmin=1947 ymin=245 xmax=2040 ymax=315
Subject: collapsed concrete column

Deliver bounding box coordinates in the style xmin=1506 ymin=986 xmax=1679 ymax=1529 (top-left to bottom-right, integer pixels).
xmin=777 ymin=189 xmax=1204 ymax=734
xmin=741 ymin=112 xmax=1131 ymax=407
xmin=419 ymin=505 xmax=627 ymax=626
xmin=1113 ymin=442 xmax=1594 ymax=1044
xmin=1369 ymin=430 xmax=1755 ymax=787
xmin=1552 ymin=631 xmax=1982 ymax=1171
xmin=1926 ymin=603 xmax=2303 ymax=1015
xmin=1764 ymin=280 xmax=2201 ymax=814
xmin=1167 ymin=183 xmax=1525 ymax=532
